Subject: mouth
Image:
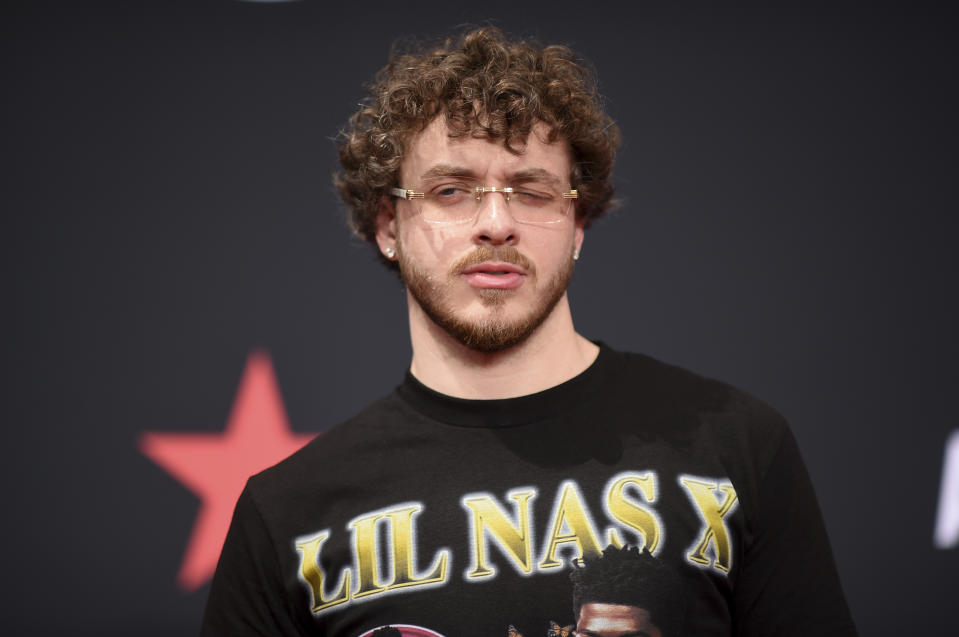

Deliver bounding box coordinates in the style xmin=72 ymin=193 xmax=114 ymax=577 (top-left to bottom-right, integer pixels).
xmin=461 ymin=262 xmax=526 ymax=290
xmin=461 ymin=261 xmax=526 ymax=275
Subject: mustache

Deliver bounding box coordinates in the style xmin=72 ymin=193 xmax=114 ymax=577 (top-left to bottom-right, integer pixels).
xmin=450 ymin=246 xmax=535 ymax=276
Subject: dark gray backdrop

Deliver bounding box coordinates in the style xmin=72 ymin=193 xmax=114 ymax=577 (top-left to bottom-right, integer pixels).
xmin=4 ymin=0 xmax=957 ymax=634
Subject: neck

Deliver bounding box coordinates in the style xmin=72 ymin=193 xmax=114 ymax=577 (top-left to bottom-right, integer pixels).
xmin=406 ymin=292 xmax=599 ymax=399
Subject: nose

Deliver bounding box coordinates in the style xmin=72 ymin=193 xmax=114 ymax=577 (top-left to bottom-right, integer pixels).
xmin=472 ymin=190 xmax=518 ymax=246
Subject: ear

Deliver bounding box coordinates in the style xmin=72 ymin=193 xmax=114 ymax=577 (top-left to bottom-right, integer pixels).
xmin=375 ymin=197 xmax=397 ymax=260
xmin=573 ymin=216 xmax=586 ymax=261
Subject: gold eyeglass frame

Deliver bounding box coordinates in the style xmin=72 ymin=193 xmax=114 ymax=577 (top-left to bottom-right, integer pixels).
xmin=389 ymin=186 xmax=578 ymax=224
xmin=390 ymin=186 xmax=578 ymax=202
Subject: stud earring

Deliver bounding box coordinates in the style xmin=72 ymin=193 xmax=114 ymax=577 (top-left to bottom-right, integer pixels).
xmin=385 ymin=247 xmax=396 ymax=259
xmin=573 ymin=248 xmax=580 ymax=261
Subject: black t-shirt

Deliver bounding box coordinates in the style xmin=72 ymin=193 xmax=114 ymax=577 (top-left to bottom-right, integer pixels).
xmin=201 ymin=345 xmax=857 ymax=636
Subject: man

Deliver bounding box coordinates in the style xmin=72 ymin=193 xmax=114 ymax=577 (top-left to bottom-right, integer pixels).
xmin=202 ymin=27 xmax=857 ymax=636
xmin=570 ymin=545 xmax=685 ymax=637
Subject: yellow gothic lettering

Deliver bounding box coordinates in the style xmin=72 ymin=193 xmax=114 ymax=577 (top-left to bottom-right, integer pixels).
xmin=604 ymin=472 xmax=662 ymax=553
xmin=462 ymin=489 xmax=537 ymax=579
xmin=348 ymin=503 xmax=450 ymax=600
xmin=294 ymin=531 xmax=352 ymax=613
xmin=680 ymin=476 xmax=739 ymax=572
xmin=538 ymin=481 xmax=603 ymax=570
xmin=382 ymin=505 xmax=449 ymax=590
xmin=348 ymin=510 xmax=390 ymax=599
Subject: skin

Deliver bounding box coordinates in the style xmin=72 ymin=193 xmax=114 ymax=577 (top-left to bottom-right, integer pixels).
xmin=574 ymin=603 xmax=663 ymax=637
xmin=375 ymin=116 xmax=598 ymax=399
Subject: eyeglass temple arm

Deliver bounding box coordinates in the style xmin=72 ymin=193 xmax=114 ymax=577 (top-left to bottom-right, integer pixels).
xmin=390 ymin=188 xmax=424 ymax=200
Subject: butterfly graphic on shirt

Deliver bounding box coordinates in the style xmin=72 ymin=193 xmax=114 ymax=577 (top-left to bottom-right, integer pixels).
xmin=506 ymin=621 xmax=574 ymax=637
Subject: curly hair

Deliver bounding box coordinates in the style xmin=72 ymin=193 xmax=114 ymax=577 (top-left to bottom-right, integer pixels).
xmin=334 ymin=26 xmax=620 ymax=267
xmin=570 ymin=545 xmax=685 ymax=637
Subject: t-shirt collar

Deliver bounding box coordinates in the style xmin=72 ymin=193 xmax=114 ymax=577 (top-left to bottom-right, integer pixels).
xmin=395 ymin=342 xmax=616 ymax=428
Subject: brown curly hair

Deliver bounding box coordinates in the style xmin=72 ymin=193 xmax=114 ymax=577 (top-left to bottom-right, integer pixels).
xmin=334 ymin=27 xmax=620 ymax=267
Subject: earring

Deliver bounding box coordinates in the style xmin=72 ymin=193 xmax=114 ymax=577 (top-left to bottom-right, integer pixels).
xmin=385 ymin=247 xmax=396 ymax=259
xmin=573 ymin=248 xmax=580 ymax=261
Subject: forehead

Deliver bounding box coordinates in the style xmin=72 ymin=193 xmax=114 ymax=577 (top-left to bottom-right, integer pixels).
xmin=577 ymin=603 xmax=658 ymax=635
xmin=400 ymin=116 xmax=572 ymax=184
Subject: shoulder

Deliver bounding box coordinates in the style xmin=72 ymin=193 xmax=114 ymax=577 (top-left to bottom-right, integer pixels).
xmin=606 ymin=347 xmax=787 ymax=433
xmin=243 ymin=389 xmax=415 ymax=507
xmin=603 ymin=347 xmax=803 ymax=523
xmin=601 ymin=346 xmax=792 ymax=475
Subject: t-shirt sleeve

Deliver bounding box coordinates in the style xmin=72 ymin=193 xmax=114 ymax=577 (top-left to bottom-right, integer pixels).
xmin=732 ymin=426 xmax=858 ymax=636
xmin=201 ymin=483 xmax=306 ymax=637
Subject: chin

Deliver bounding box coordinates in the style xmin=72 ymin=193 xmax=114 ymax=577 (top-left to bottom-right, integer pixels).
xmin=400 ymin=248 xmax=573 ymax=354
xmin=475 ymin=288 xmax=513 ymax=307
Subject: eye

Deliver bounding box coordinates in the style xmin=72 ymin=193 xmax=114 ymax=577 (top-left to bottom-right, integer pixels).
xmin=512 ymin=187 xmax=555 ymax=207
xmin=429 ymin=184 xmax=472 ymax=205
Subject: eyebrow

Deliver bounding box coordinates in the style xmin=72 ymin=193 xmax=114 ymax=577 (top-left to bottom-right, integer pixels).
xmin=419 ymin=164 xmax=478 ymax=182
xmin=419 ymin=164 xmax=564 ymax=185
xmin=508 ymin=168 xmax=563 ymax=186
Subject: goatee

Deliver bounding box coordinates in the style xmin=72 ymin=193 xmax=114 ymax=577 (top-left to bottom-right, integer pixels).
xmin=398 ymin=244 xmax=574 ymax=353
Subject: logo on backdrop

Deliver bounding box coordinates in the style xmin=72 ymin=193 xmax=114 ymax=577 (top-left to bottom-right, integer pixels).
xmin=934 ymin=430 xmax=959 ymax=550
xmin=140 ymin=350 xmax=316 ymax=591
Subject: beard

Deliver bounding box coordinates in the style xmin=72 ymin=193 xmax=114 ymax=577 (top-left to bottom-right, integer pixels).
xmin=397 ymin=244 xmax=575 ymax=354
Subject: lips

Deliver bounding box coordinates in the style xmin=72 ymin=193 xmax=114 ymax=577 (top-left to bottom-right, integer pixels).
xmin=461 ymin=261 xmax=526 ymax=290
xmin=461 ymin=262 xmax=526 ymax=276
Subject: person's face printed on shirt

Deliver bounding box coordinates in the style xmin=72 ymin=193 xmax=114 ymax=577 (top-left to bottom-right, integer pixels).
xmin=574 ymin=602 xmax=663 ymax=637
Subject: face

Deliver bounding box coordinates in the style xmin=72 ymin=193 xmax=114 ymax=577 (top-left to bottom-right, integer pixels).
xmin=377 ymin=116 xmax=584 ymax=353
xmin=574 ymin=603 xmax=663 ymax=637
xmin=377 ymin=117 xmax=583 ymax=352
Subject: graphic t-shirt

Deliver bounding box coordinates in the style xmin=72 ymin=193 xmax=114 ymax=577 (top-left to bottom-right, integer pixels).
xmin=201 ymin=345 xmax=857 ymax=636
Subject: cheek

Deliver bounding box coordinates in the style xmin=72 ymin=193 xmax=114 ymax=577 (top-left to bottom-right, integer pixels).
xmin=399 ymin=223 xmax=464 ymax=266
xmin=530 ymin=230 xmax=576 ymax=268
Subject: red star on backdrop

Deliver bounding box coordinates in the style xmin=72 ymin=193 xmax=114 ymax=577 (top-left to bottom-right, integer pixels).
xmin=140 ymin=350 xmax=316 ymax=592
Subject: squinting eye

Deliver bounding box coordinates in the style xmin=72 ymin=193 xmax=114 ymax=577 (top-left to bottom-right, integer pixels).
xmin=513 ymin=189 xmax=554 ymax=206
xmin=516 ymin=189 xmax=550 ymax=199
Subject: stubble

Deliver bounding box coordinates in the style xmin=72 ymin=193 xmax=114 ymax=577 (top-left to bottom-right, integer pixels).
xmin=398 ymin=244 xmax=574 ymax=353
